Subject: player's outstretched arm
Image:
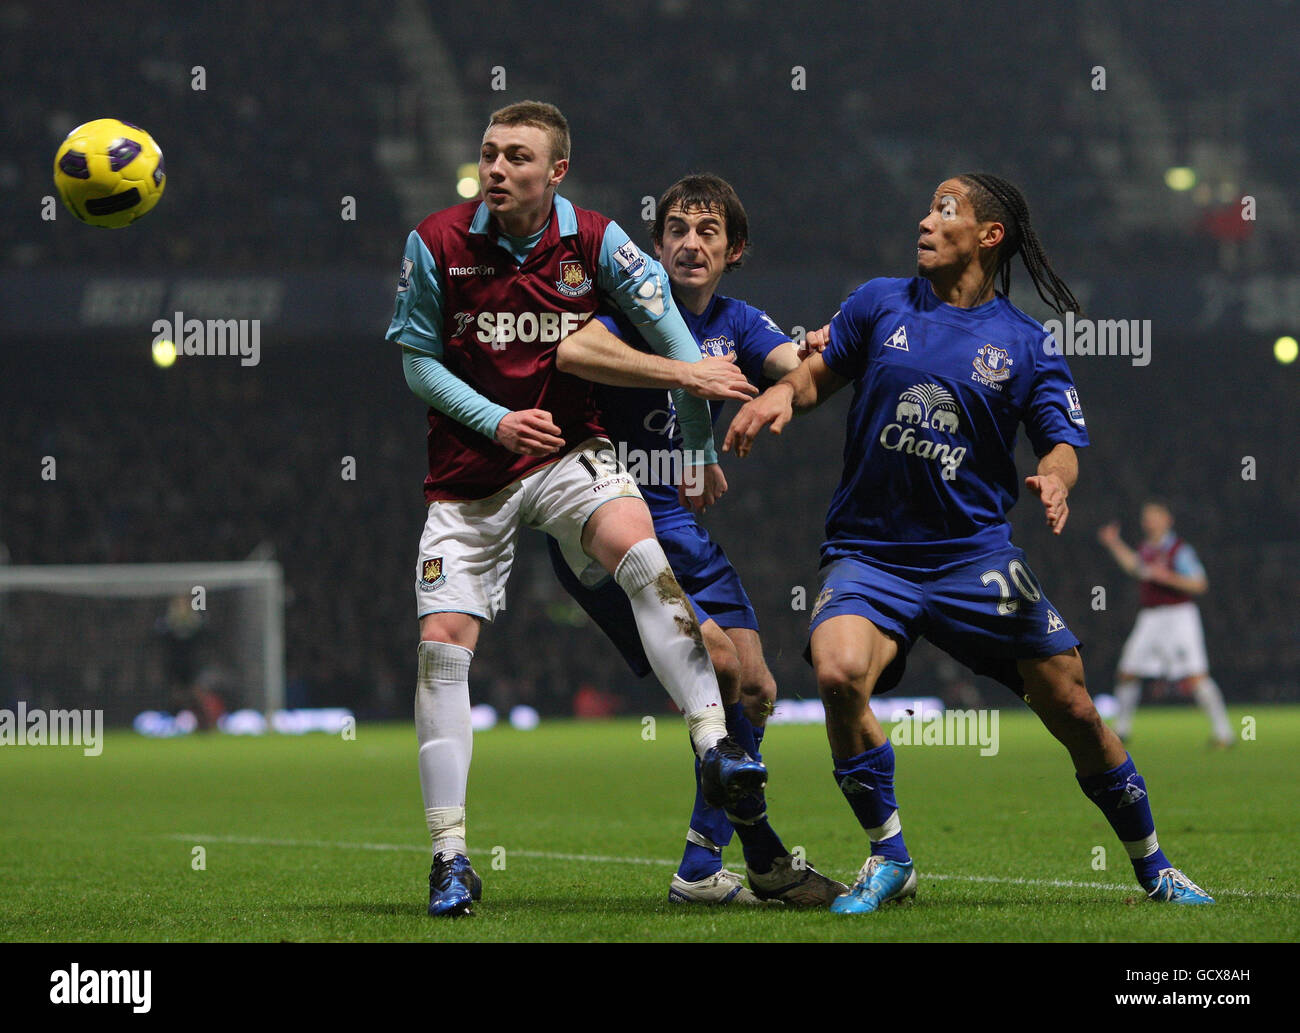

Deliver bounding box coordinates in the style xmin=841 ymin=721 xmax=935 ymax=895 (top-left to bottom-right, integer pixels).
xmin=1097 ymin=521 xmax=1143 ymax=576
xmin=1025 ymin=442 xmax=1078 ymax=535
xmin=555 ymin=318 xmax=756 ymax=401
xmin=760 ymin=340 xmax=802 ymax=381
xmin=723 ymin=352 xmax=845 ymax=458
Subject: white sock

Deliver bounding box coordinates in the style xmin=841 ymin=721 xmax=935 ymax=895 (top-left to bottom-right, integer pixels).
xmin=1192 ymin=676 xmax=1232 ymax=743
xmin=416 ymin=641 xmax=473 ymax=857
xmin=613 ymin=539 xmax=726 ymax=756
xmin=1114 ymin=679 xmax=1141 ymax=738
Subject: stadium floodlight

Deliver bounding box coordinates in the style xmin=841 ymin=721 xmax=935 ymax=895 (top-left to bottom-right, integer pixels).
xmin=0 ymin=561 xmax=285 ymax=725
xmin=455 ymin=162 xmax=479 ymax=199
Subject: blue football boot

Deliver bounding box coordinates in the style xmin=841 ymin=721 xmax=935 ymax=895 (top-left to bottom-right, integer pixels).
xmin=830 ymin=855 xmax=917 ymax=914
xmin=700 ymin=736 xmax=767 ymax=810
xmin=428 ymin=851 xmax=482 ymax=917
xmin=1142 ymin=867 xmax=1215 ymax=905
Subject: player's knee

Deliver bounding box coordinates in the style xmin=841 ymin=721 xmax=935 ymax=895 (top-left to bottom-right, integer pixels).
xmin=740 ymin=668 xmax=777 ymax=706
xmin=418 ymin=612 xmax=478 ymax=652
xmin=815 ymin=657 xmax=870 ymax=710
xmin=585 ymin=500 xmax=656 ymax=575
xmin=1061 ymin=694 xmax=1103 ymax=732
xmin=1037 ymin=685 xmax=1102 ymax=736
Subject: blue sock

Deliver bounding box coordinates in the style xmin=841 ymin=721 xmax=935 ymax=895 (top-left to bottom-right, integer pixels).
xmin=833 ymin=740 xmax=909 ymax=863
xmin=723 ymin=702 xmax=786 ymax=874
xmin=678 ymin=753 xmax=733 ymax=882
xmin=1076 ymin=754 xmax=1171 ymax=885
xmin=752 ymin=721 xmax=766 ymax=760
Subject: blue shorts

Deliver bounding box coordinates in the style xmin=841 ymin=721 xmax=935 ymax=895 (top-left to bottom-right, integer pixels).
xmin=806 ymin=545 xmax=1081 ymax=698
xmin=547 ymin=521 xmax=759 ymax=677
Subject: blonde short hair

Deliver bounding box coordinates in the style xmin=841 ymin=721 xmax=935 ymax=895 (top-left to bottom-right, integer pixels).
xmin=487 ymin=100 xmax=570 ymax=164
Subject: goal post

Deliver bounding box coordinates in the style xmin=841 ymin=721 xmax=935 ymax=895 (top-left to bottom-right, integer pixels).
xmin=0 ymin=561 xmax=285 ymax=725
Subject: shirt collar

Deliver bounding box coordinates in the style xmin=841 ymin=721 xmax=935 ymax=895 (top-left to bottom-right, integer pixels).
xmin=469 ymin=194 xmax=579 ymax=237
xmin=674 ymin=289 xmax=721 ymax=326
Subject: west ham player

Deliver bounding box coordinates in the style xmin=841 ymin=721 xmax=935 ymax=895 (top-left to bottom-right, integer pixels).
xmin=548 ymin=175 xmax=846 ymax=907
xmin=726 ymin=174 xmax=1214 ymax=909
xmin=1099 ymin=501 xmax=1233 ymax=747
xmin=386 ymin=102 xmax=765 ymax=917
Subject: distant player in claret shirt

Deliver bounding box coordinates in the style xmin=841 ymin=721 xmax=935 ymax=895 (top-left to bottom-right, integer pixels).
xmin=1098 ymin=501 xmax=1233 ymax=747
xmin=726 ymin=173 xmax=1214 ymax=909
xmin=548 ymin=174 xmax=846 ymax=906
xmin=386 ymin=102 xmax=766 ymax=917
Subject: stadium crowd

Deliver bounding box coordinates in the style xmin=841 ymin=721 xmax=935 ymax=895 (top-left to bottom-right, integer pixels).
xmin=3 ymin=1 xmax=1295 ymax=276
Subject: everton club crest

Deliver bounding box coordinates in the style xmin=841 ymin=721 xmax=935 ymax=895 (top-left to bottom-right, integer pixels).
xmin=972 ymin=343 xmax=1013 ymax=387
xmin=701 ymin=335 xmax=736 ymax=359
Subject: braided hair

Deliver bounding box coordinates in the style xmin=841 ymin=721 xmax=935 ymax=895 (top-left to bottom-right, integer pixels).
xmin=958 ymin=173 xmax=1081 ymax=315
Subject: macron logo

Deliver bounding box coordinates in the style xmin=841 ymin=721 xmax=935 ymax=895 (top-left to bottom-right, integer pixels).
xmin=447 ymin=265 xmax=497 ymax=276
xmin=50 ymin=964 xmax=151 ymax=1014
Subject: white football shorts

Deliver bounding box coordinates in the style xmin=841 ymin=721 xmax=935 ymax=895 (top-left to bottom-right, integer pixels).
xmin=1116 ymin=601 xmax=1210 ymax=681
xmin=414 ymin=437 xmax=643 ymax=621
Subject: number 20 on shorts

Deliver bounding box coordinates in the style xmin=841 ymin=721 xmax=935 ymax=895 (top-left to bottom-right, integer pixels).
xmin=980 ymin=559 xmax=1043 ymax=615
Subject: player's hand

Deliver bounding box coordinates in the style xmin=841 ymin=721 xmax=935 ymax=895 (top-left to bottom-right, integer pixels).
xmin=1025 ymin=473 xmax=1069 ymax=535
xmin=1097 ymin=521 xmax=1121 ymax=547
xmin=722 ymin=384 xmax=795 ymax=458
xmin=797 ymin=323 xmax=831 ymax=359
xmin=678 ymin=462 xmax=727 ymax=513
xmin=681 ymin=356 xmax=758 ymax=402
xmin=496 ymin=409 xmax=564 ymax=456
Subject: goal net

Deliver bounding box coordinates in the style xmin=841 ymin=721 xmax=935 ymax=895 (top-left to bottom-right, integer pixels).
xmin=0 ymin=561 xmax=284 ymax=727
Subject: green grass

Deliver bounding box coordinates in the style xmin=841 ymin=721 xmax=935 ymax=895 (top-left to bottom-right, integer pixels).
xmin=1 ymin=706 xmax=1296 ymax=942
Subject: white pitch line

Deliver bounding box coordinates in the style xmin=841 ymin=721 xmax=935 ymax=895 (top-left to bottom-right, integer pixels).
xmin=166 ymin=833 xmax=672 ymax=865
xmin=924 ymin=872 xmax=1141 ymax=892
xmin=168 ymin=833 xmax=424 ymax=853
xmin=162 ymin=834 xmax=1291 ymax=899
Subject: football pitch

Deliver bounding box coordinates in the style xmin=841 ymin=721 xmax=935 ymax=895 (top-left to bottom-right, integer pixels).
xmin=2 ymin=706 xmax=1296 ymax=943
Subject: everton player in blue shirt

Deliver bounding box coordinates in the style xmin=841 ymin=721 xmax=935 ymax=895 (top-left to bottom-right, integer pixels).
xmin=725 ymin=174 xmax=1214 ymax=910
xmin=551 ymin=175 xmax=846 ymax=907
